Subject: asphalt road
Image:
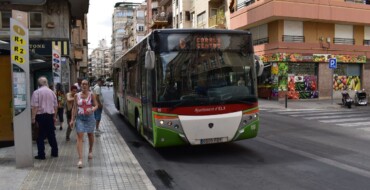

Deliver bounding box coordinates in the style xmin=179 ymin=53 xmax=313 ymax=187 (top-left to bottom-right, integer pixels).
xmin=102 ymin=87 xmax=370 ymax=190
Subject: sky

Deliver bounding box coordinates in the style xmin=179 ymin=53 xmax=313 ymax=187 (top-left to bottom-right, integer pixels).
xmin=87 ymin=0 xmax=144 ymax=54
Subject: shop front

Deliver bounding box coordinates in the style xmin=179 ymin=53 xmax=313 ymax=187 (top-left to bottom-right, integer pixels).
xmin=257 ymin=53 xmax=366 ymax=100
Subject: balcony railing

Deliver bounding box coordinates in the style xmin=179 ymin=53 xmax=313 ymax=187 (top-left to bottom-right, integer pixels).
xmin=345 ymin=0 xmax=366 ymax=4
xmin=282 ymin=35 xmax=305 ymax=42
xmin=253 ymin=37 xmax=269 ymax=45
xmin=333 ymin=38 xmax=355 ymax=45
xmin=364 ymin=39 xmax=370 ymax=46
xmin=236 ymin=0 xmax=256 ymax=11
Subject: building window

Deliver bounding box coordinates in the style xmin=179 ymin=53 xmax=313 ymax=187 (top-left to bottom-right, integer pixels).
xmin=197 ymin=11 xmax=206 ymax=28
xmin=29 ymin=12 xmax=42 ymax=28
xmin=191 ymin=12 xmax=195 ymax=27
xmin=137 ymin=25 xmax=144 ymax=31
xmin=334 ymin=24 xmax=354 ymax=45
xmin=250 ymin=24 xmax=269 ymax=45
xmin=364 ymin=26 xmax=370 ymax=45
xmin=1 ymin=11 xmax=11 ymax=28
xmin=283 ymin=20 xmax=304 ymax=42
xmin=185 ymin=11 xmax=190 ymax=21
xmin=137 ymin=10 xmax=144 ymax=18
xmin=180 ymin=12 xmax=182 ymax=23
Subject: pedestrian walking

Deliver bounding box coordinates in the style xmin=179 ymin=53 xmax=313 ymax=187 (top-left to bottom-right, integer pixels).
xmin=31 ymin=76 xmax=59 ymax=160
xmin=65 ymin=85 xmax=78 ymax=141
xmin=74 ymin=77 xmax=83 ymax=92
xmin=55 ymin=83 xmax=66 ymax=130
xmin=93 ymin=78 xmax=104 ymax=135
xmin=70 ymin=79 xmax=98 ymax=168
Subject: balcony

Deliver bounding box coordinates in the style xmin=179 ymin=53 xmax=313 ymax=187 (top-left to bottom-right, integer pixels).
xmin=230 ymin=0 xmax=370 ymax=30
xmin=208 ymin=15 xmax=226 ymax=29
xmin=334 ymin=38 xmax=355 ymax=45
xmin=282 ymin=35 xmax=305 ymax=43
xmin=151 ymin=12 xmax=169 ymax=29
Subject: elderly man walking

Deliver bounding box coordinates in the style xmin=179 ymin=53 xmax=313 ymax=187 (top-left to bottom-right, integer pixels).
xmin=31 ymin=76 xmax=59 ymax=160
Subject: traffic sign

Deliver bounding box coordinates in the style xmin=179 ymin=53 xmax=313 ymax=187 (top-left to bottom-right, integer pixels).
xmin=329 ymin=58 xmax=337 ymax=69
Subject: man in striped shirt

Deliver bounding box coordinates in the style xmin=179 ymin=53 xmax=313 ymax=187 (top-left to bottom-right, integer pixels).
xmin=31 ymin=76 xmax=59 ymax=160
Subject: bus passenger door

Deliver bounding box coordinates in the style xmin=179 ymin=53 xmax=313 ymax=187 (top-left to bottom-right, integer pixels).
xmin=122 ymin=68 xmax=128 ymax=116
xmin=141 ymin=65 xmax=153 ymax=141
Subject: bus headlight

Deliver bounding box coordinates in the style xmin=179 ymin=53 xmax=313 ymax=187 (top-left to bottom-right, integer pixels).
xmin=154 ymin=114 xmax=184 ymax=133
xmin=239 ymin=112 xmax=259 ymax=129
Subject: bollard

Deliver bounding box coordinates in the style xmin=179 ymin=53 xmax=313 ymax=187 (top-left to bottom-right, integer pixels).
xmin=285 ymin=94 xmax=288 ymax=108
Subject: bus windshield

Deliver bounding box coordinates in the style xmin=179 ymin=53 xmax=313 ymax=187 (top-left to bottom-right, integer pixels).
xmin=155 ymin=50 xmax=257 ymax=108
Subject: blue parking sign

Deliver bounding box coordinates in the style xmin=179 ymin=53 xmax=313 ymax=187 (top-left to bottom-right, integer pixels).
xmin=329 ymin=58 xmax=337 ymax=69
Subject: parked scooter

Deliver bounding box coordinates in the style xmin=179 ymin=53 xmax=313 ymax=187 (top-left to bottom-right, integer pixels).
xmin=342 ymin=91 xmax=353 ymax=108
xmin=354 ymin=90 xmax=368 ymax=106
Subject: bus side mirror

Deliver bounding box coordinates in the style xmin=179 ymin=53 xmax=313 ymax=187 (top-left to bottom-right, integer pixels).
xmin=255 ymin=55 xmax=264 ymax=76
xmin=145 ymin=50 xmax=155 ymax=70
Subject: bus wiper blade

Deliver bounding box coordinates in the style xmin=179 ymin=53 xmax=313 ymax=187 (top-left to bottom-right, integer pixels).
xmin=170 ymin=100 xmax=190 ymax=110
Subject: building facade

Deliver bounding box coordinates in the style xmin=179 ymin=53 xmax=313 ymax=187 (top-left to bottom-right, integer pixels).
xmin=111 ymin=2 xmax=141 ymax=63
xmin=0 ymin=0 xmax=88 ymax=144
xmin=90 ymin=39 xmax=111 ymax=79
xmin=171 ymin=0 xmax=229 ymax=29
xmin=122 ymin=3 xmax=147 ymax=53
xmin=230 ymin=0 xmax=370 ymax=100
xmin=0 ymin=0 xmax=88 ymax=91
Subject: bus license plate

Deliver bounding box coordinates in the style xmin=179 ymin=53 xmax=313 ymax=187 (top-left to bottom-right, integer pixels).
xmin=200 ymin=137 xmax=226 ymax=144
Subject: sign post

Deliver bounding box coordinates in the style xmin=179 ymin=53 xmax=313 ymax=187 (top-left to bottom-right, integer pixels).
xmin=11 ymin=10 xmax=33 ymax=168
xmin=329 ymin=58 xmax=337 ymax=105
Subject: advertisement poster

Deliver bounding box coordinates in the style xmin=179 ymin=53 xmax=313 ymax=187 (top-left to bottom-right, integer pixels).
xmin=271 ymin=63 xmax=279 ymax=97
xmin=278 ymin=63 xmax=288 ymax=91
xmin=287 ymin=74 xmax=318 ymax=99
xmin=333 ymin=75 xmax=361 ymax=91
xmin=52 ymin=44 xmax=61 ymax=84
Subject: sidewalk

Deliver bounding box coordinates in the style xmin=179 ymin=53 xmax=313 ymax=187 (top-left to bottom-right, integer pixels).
xmin=0 ymin=111 xmax=155 ymax=190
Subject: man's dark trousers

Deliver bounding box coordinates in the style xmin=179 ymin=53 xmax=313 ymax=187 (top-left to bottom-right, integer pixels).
xmin=36 ymin=113 xmax=58 ymax=158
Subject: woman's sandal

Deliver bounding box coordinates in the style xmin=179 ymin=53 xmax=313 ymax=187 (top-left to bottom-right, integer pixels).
xmin=77 ymin=160 xmax=83 ymax=168
xmin=88 ymin=152 xmax=93 ymax=160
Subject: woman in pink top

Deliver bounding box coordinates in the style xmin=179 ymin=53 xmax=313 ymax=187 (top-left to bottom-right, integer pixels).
xmin=70 ymin=79 xmax=98 ymax=168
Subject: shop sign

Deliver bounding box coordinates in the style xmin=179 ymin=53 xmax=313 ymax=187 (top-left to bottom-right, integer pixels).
xmin=261 ymin=53 xmax=366 ymax=63
xmin=261 ymin=53 xmax=313 ymax=62
xmin=312 ymin=54 xmax=330 ymax=62
xmin=332 ymin=55 xmax=366 ymax=63
xmin=29 ymin=40 xmax=69 ymax=56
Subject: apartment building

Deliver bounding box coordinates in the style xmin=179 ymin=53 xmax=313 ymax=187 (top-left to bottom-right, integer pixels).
xmin=111 ymin=2 xmax=141 ymax=63
xmin=230 ymin=0 xmax=370 ymax=100
xmin=171 ymin=0 xmax=230 ymax=29
xmin=122 ymin=3 xmax=147 ymax=53
xmin=90 ymin=39 xmax=111 ymax=79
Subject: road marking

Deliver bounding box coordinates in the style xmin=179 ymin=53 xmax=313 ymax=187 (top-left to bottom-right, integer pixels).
xmin=337 ymin=121 xmax=370 ymax=127
xmin=305 ymin=113 xmax=370 ymax=120
xmin=257 ymin=138 xmax=370 ymax=179
xmin=320 ymin=118 xmax=370 ymax=123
